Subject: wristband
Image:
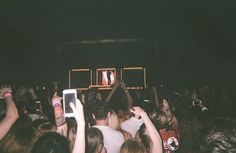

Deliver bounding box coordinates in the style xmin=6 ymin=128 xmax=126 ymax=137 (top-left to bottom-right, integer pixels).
xmin=3 ymin=92 xmax=12 ymax=99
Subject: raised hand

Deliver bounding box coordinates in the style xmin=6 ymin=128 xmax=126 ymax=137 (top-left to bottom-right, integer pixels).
xmin=112 ymin=80 xmax=121 ymax=88
xmin=130 ymin=106 xmax=163 ymax=153
xmin=0 ymin=85 xmax=12 ymax=99
xmin=70 ymin=99 xmax=85 ymax=126
xmin=17 ymin=86 xmax=28 ymax=97
xmin=70 ymin=99 xmax=85 ymax=153
xmin=28 ymin=88 xmax=38 ymax=99
xmin=129 ymin=107 xmax=145 ymax=118
xmin=27 ymin=88 xmax=35 ymax=95
xmin=0 ymin=84 xmax=19 ymax=140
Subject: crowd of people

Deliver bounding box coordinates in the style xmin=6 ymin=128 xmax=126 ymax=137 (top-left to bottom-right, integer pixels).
xmin=0 ymin=79 xmax=235 ymax=153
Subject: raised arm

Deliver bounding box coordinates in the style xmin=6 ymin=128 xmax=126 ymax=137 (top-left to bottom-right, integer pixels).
xmin=70 ymin=99 xmax=85 ymax=153
xmin=130 ymin=107 xmax=163 ymax=153
xmin=120 ymin=81 xmax=133 ymax=109
xmin=152 ymin=86 xmax=161 ymax=108
xmin=104 ymin=80 xmax=120 ymax=103
xmin=0 ymin=86 xmax=19 ymax=140
xmin=28 ymin=88 xmax=38 ymax=100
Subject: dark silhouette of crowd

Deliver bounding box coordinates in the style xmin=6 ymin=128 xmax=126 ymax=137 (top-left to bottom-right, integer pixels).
xmin=0 ymin=79 xmax=235 ymax=153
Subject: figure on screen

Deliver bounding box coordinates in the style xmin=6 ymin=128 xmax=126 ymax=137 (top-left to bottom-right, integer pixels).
xmin=107 ymin=70 xmax=111 ymax=85
xmin=101 ymin=70 xmax=115 ymax=85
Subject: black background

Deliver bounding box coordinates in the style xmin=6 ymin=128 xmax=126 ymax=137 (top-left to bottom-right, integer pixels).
xmin=0 ymin=0 xmax=235 ymax=88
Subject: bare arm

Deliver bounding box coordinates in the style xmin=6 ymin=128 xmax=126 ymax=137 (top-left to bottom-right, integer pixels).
xmin=70 ymin=99 xmax=85 ymax=153
xmin=130 ymin=107 xmax=163 ymax=153
xmin=0 ymin=87 xmax=19 ymax=140
xmin=121 ymin=81 xmax=133 ymax=109
xmin=152 ymin=86 xmax=161 ymax=108
xmin=28 ymin=88 xmax=38 ymax=100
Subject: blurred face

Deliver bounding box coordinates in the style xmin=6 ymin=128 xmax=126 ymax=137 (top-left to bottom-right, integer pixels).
xmin=54 ymin=105 xmax=65 ymax=126
xmin=162 ymin=99 xmax=169 ymax=110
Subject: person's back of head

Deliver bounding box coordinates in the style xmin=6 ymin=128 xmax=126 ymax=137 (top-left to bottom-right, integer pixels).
xmin=200 ymin=117 xmax=236 ymax=153
xmin=31 ymin=132 xmax=70 ymax=153
xmin=92 ymin=102 xmax=109 ymax=120
xmin=120 ymin=138 xmax=147 ymax=153
xmin=87 ymin=127 xmax=105 ymax=153
xmin=36 ymin=120 xmax=56 ymax=134
xmin=0 ymin=116 xmax=40 ymax=153
xmin=15 ymin=86 xmax=36 ymax=114
xmin=200 ymin=129 xmax=236 ymax=153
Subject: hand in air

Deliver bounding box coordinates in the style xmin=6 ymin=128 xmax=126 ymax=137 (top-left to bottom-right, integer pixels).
xmin=112 ymin=80 xmax=121 ymax=88
xmin=0 ymin=85 xmax=12 ymax=99
xmin=70 ymin=99 xmax=85 ymax=126
xmin=129 ymin=107 xmax=145 ymax=119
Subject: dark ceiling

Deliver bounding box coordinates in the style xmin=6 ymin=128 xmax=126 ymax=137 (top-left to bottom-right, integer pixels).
xmin=0 ymin=0 xmax=236 ymax=86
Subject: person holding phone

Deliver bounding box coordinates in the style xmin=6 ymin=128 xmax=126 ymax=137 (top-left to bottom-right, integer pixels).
xmin=52 ymin=92 xmax=67 ymax=137
xmin=63 ymin=89 xmax=77 ymax=118
xmin=33 ymin=90 xmax=85 ymax=153
xmin=52 ymin=89 xmax=85 ymax=153
xmin=70 ymin=98 xmax=85 ymax=153
xmin=129 ymin=107 xmax=163 ymax=153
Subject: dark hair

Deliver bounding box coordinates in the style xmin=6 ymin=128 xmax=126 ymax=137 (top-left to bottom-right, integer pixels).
xmin=153 ymin=109 xmax=171 ymax=130
xmin=200 ymin=129 xmax=236 ymax=153
xmin=31 ymin=132 xmax=70 ymax=153
xmin=92 ymin=102 xmax=109 ymax=120
xmin=36 ymin=121 xmax=56 ymax=134
xmin=0 ymin=116 xmax=39 ymax=153
xmin=139 ymin=124 xmax=151 ymax=153
xmin=87 ymin=127 xmax=104 ymax=153
xmin=200 ymin=117 xmax=236 ymax=153
xmin=120 ymin=138 xmax=147 ymax=153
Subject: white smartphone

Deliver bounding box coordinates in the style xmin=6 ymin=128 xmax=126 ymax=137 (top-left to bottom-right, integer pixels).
xmin=63 ymin=89 xmax=77 ymax=117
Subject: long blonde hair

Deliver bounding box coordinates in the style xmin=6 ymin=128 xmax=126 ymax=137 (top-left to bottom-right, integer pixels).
xmin=0 ymin=117 xmax=40 ymax=153
xmin=120 ymin=138 xmax=147 ymax=153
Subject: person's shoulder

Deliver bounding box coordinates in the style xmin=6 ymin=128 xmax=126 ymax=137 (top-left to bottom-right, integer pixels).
xmin=93 ymin=125 xmax=107 ymax=130
xmin=107 ymin=127 xmax=124 ymax=136
xmin=93 ymin=125 xmax=120 ymax=133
